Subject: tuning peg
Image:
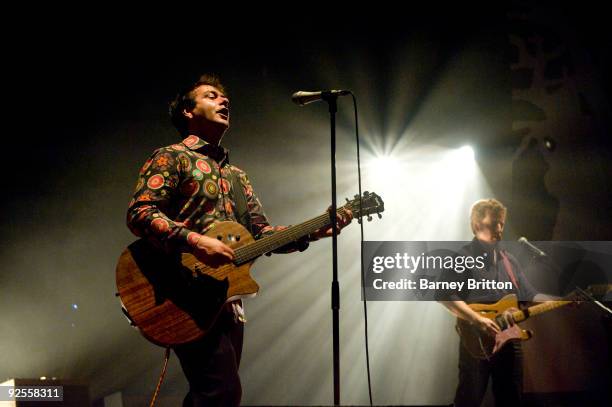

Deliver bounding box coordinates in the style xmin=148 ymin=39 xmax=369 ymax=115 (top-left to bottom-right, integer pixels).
xmin=357 ymin=218 xmax=362 ymax=224
xmin=377 ymin=213 xmax=382 ymax=219
xmin=367 ymin=215 xmax=372 ymax=222
xmin=354 ymin=194 xmax=359 ymax=200
xmin=345 ymin=197 xmax=350 ymax=203
xmin=364 ymin=191 xmax=370 ymax=196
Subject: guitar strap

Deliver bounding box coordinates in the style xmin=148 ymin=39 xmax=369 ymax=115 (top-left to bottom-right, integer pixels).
xmin=499 ymin=250 xmax=520 ymax=290
xmin=227 ymin=166 xmax=253 ymax=235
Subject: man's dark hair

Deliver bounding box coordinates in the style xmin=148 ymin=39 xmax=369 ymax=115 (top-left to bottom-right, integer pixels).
xmin=169 ymin=74 xmax=227 ymax=136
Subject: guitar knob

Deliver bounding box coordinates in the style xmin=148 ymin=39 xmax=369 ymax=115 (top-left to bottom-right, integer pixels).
xmin=236 ymin=234 xmax=241 ymax=241
xmin=217 ymin=235 xmax=223 ymax=240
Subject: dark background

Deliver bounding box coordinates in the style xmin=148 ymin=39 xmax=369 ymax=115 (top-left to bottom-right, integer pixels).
xmin=2 ymin=3 xmax=610 ymax=406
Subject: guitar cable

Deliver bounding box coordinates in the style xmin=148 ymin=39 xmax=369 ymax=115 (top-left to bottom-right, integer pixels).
xmin=149 ymin=347 xmax=171 ymax=407
xmin=350 ymin=92 xmax=374 ymax=406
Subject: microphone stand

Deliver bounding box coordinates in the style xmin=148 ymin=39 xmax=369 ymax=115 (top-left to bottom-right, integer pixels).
xmin=323 ymin=92 xmax=341 ymax=406
xmin=576 ymin=286 xmax=612 ymax=316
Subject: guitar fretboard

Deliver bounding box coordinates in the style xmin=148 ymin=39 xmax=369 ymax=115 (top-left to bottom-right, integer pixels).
xmin=233 ymin=209 xmax=343 ymax=265
xmin=513 ymin=300 xmax=573 ymax=322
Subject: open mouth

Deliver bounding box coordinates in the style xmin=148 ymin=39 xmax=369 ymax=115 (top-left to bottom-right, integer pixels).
xmin=217 ymin=108 xmax=229 ymax=119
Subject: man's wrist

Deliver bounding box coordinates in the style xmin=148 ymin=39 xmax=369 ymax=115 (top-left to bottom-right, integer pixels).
xmin=186 ymin=232 xmax=204 ymax=250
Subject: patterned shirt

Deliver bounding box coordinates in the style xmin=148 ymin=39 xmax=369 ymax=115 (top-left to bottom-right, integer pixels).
xmin=127 ymin=134 xmax=298 ymax=254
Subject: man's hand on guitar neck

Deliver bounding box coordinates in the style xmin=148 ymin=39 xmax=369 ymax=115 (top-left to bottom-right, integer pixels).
xmin=190 ymin=234 xmax=235 ymax=267
xmin=309 ymin=207 xmax=353 ymax=240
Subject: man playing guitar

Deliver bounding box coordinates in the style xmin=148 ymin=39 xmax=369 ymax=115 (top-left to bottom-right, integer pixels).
xmin=439 ymin=199 xmax=556 ymax=407
xmin=126 ymin=74 xmax=352 ymax=407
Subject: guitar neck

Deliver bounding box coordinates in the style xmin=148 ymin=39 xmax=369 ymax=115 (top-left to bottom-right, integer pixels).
xmin=233 ymin=210 xmax=338 ymax=265
xmin=512 ymin=300 xmax=573 ymax=323
xmin=511 ymin=283 xmax=612 ymax=322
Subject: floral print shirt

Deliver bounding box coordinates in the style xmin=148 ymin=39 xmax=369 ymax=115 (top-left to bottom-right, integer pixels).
xmin=127 ymin=135 xmax=292 ymax=254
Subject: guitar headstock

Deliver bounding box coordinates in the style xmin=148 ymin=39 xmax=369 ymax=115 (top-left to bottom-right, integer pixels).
xmin=565 ymin=284 xmax=612 ymax=301
xmin=343 ymin=191 xmax=385 ymax=223
xmin=579 ymin=284 xmax=612 ymax=298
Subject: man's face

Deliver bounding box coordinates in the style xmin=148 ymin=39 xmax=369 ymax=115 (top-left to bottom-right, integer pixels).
xmin=475 ymin=211 xmax=505 ymax=243
xmin=185 ymin=85 xmax=230 ymax=138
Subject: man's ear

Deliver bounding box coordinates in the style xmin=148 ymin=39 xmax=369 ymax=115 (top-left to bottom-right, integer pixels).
xmin=182 ymin=109 xmax=193 ymax=120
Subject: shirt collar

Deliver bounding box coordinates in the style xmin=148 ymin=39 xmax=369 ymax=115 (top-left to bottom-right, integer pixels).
xmin=181 ymin=135 xmax=230 ymax=165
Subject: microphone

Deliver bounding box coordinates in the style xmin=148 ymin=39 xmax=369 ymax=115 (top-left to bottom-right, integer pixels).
xmin=291 ymin=90 xmax=350 ymax=106
xmin=518 ymin=237 xmax=547 ymax=257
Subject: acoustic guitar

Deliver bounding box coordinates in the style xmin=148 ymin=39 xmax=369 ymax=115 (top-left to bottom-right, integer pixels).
xmin=116 ymin=192 xmax=384 ymax=347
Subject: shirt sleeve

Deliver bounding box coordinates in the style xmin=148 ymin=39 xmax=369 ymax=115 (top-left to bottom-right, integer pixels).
xmin=230 ymin=165 xmax=271 ymax=239
xmin=126 ymin=147 xmax=197 ymax=253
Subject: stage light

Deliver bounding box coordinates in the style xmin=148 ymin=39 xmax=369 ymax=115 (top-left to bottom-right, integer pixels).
xmin=543 ymin=137 xmax=556 ymax=152
xmin=368 ymin=155 xmax=403 ymax=179
xmin=364 ymin=154 xmax=407 ymax=199
xmin=458 ymin=145 xmax=474 ymax=161
xmin=443 ymin=145 xmax=475 ymax=178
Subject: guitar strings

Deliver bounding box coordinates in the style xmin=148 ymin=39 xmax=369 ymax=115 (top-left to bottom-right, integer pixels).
xmin=234 ymin=205 xmax=359 ymax=264
xmin=234 ymin=213 xmax=331 ymax=264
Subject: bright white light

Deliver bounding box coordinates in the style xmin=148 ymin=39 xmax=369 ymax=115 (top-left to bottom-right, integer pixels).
xmin=365 ymin=155 xmax=406 ymax=197
xmin=445 ymin=145 xmax=475 ymax=177
xmin=362 ymin=145 xmax=488 ymax=241
xmin=458 ymin=145 xmax=474 ymax=161
xmin=368 ymin=155 xmax=403 ymax=179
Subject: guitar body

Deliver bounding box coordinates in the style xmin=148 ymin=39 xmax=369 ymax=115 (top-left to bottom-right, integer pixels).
xmin=116 ymin=221 xmax=257 ymax=347
xmin=456 ymin=294 xmax=532 ymax=360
